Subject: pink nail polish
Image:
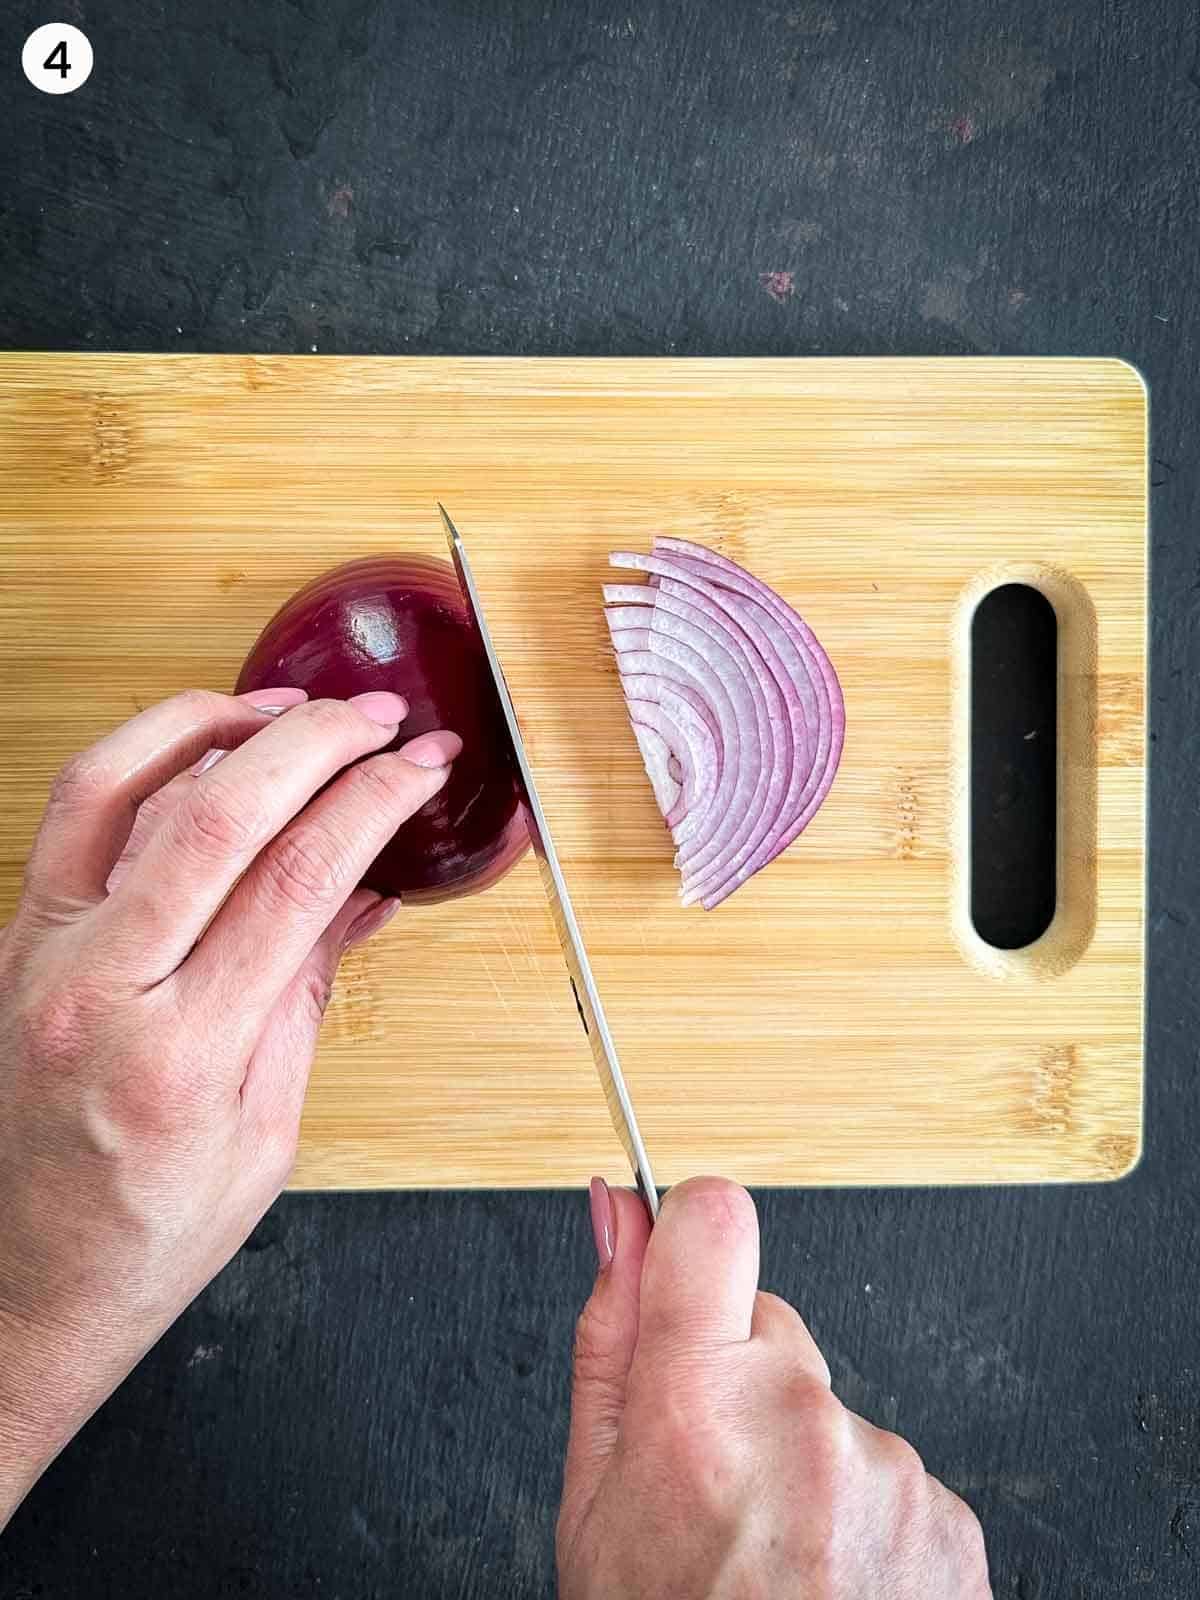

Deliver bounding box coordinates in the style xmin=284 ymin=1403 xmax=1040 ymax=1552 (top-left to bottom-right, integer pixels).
xmin=589 ymin=1177 xmax=615 ymax=1269
xmin=399 ymin=729 xmax=463 ymax=769
xmin=349 ymin=691 xmax=409 ymax=726
xmin=243 ymin=688 xmax=308 ymax=715
xmin=194 ymin=747 xmax=228 ymax=776
xmin=343 ymin=896 xmax=401 ymax=949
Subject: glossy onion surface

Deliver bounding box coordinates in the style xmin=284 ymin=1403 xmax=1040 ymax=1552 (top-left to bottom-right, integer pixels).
xmin=236 ymin=556 xmax=529 ymax=903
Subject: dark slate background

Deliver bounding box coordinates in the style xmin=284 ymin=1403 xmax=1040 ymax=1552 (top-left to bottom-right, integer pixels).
xmin=0 ymin=1 xmax=1195 ymax=1595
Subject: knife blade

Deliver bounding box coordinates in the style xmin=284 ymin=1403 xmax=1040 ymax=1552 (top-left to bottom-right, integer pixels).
xmin=439 ymin=503 xmax=659 ymax=1221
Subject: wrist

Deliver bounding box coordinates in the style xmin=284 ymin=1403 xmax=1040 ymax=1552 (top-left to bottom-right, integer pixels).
xmin=0 ymin=1300 xmax=104 ymax=1531
xmin=0 ymin=1412 xmax=49 ymax=1532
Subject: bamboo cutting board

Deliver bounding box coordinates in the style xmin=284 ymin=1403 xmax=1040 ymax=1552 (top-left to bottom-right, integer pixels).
xmin=0 ymin=356 xmax=1146 ymax=1188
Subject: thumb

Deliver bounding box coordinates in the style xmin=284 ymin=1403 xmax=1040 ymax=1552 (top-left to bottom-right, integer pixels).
xmin=559 ymin=1179 xmax=652 ymax=1539
xmin=635 ymin=1176 xmax=760 ymax=1355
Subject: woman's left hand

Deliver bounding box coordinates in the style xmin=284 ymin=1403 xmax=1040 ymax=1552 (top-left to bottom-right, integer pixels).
xmin=0 ymin=686 xmax=461 ymax=1528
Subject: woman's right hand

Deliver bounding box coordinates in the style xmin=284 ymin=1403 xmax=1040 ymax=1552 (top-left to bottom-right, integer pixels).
xmin=558 ymin=1177 xmax=992 ymax=1599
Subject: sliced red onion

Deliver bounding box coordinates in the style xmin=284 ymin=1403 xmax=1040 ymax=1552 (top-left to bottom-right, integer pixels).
xmin=652 ymin=582 xmax=789 ymax=889
xmin=606 ymin=539 xmax=844 ymax=908
xmin=631 ymin=721 xmax=680 ymax=816
xmin=606 ymin=602 xmax=754 ymax=864
xmin=627 ymin=705 xmax=706 ymax=835
xmin=611 ymin=648 xmax=723 ymax=758
xmin=660 ymin=579 xmax=793 ymax=901
xmin=611 ymin=582 xmax=779 ymax=876
xmin=632 ymin=565 xmax=806 ymax=904
xmin=656 ymin=538 xmax=845 ymax=906
xmin=619 ymin=671 xmax=721 ymax=837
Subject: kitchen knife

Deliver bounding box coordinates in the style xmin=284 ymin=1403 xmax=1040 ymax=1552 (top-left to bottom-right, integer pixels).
xmin=440 ymin=503 xmax=659 ymax=1220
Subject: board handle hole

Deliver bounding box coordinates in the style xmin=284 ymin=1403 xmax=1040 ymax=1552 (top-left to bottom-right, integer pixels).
xmin=970 ymin=584 xmax=1058 ymax=949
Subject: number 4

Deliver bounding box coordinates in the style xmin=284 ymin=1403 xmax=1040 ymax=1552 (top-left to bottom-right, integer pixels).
xmin=44 ymin=39 xmax=70 ymax=78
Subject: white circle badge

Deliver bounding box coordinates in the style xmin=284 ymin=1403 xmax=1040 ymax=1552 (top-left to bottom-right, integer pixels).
xmin=23 ymin=24 xmax=93 ymax=95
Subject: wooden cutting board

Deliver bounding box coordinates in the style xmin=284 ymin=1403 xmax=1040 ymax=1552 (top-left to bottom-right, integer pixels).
xmin=0 ymin=355 xmax=1146 ymax=1188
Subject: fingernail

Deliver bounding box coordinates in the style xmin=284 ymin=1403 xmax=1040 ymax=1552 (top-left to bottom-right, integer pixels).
xmin=398 ymin=729 xmax=463 ymax=769
xmin=349 ymin=691 xmax=409 ymax=726
xmin=244 ymin=688 xmax=307 ymax=715
xmin=589 ymin=1177 xmax=615 ymax=1269
xmin=194 ymin=747 xmax=228 ymax=775
xmin=343 ymin=896 xmax=401 ymax=950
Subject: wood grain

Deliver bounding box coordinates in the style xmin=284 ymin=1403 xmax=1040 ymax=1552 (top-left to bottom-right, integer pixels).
xmin=0 ymin=355 xmax=1146 ymax=1187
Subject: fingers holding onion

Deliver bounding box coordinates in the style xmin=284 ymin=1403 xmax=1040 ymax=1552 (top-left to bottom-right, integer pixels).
xmin=236 ymin=557 xmax=529 ymax=904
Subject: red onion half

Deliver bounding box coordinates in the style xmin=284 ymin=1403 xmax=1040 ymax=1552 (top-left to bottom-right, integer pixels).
xmin=606 ymin=539 xmax=844 ymax=909
xmin=237 ymin=556 xmax=529 ymax=904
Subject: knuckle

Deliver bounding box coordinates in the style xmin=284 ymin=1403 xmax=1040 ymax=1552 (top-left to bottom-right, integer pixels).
xmin=298 ymin=962 xmax=338 ymax=1025
xmin=303 ymin=697 xmax=369 ymax=742
xmin=788 ymin=1368 xmax=844 ymax=1430
xmin=49 ymin=752 xmax=112 ymax=811
xmin=570 ymin=1298 xmax=624 ymax=1388
xmin=258 ymin=1123 xmax=300 ymax=1192
xmin=100 ymin=992 xmax=206 ymax=1139
xmin=756 ymin=1289 xmax=798 ymax=1326
xmin=878 ymin=1428 xmax=927 ymax=1489
xmin=105 ymin=1057 xmax=187 ymax=1139
xmin=348 ymin=754 xmax=426 ymax=811
xmin=180 ymin=777 xmax=265 ymax=858
xmin=29 ymin=995 xmax=183 ymax=1136
xmin=877 ymin=1430 xmax=937 ymax=1531
xmin=21 ymin=981 xmax=92 ymax=1071
xmin=260 ymin=826 xmax=351 ymax=916
xmin=170 ymin=686 xmax=229 ymax=723
xmin=775 ymin=1381 xmax=857 ymax=1515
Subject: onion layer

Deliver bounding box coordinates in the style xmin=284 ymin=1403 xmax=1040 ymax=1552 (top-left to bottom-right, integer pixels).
xmin=607 ymin=540 xmax=844 ymax=909
xmin=237 ymin=556 xmax=529 ymax=904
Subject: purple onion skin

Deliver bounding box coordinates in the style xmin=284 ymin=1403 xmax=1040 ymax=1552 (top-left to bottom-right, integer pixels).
xmin=236 ymin=556 xmax=529 ymax=904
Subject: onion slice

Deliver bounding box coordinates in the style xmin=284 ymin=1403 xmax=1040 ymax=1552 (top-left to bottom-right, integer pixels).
xmin=606 ymin=539 xmax=844 ymax=908
xmin=631 ymin=721 xmax=680 ymax=816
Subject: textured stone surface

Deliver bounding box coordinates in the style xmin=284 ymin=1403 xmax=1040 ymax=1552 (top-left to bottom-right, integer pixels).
xmin=1 ymin=1 xmax=1193 ymax=1594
